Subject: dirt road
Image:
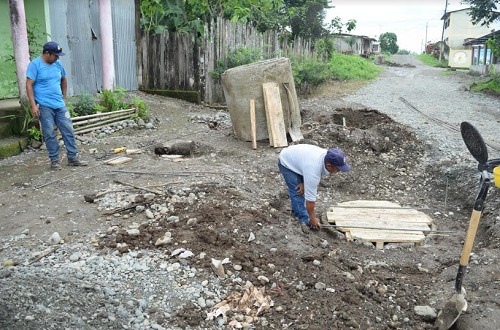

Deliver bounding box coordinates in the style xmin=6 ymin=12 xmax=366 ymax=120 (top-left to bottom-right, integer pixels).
xmin=1 ymin=56 xmax=499 ymax=330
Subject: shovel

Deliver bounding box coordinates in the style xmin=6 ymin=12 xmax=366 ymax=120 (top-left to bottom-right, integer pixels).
xmin=435 ymin=122 xmax=500 ymax=329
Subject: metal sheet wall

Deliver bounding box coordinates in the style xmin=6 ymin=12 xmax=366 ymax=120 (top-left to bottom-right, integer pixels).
xmin=48 ymin=0 xmax=137 ymax=95
xmin=112 ymin=0 xmax=137 ymax=90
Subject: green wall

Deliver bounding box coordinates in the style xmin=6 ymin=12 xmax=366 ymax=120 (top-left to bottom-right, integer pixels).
xmin=0 ymin=0 xmax=48 ymax=100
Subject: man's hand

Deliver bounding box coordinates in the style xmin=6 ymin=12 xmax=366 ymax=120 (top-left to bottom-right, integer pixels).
xmin=309 ymin=217 xmax=321 ymax=229
xmin=295 ymin=183 xmax=304 ymax=196
xmin=31 ymin=105 xmax=40 ymax=117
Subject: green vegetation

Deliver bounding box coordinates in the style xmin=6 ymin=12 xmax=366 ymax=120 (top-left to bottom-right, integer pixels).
xmin=379 ymin=32 xmax=399 ymax=55
xmin=73 ymin=92 xmax=96 ymax=116
xmin=329 ymin=53 xmax=383 ymax=80
xmin=211 ymin=45 xmax=382 ymax=91
xmin=472 ymin=77 xmax=500 ymax=93
xmin=132 ymin=97 xmax=151 ymax=120
xmin=290 ymin=56 xmax=331 ymax=86
xmin=210 ymin=46 xmax=270 ymax=79
xmin=416 ymin=54 xmax=448 ymax=67
xmin=27 ymin=126 xmax=42 ymax=141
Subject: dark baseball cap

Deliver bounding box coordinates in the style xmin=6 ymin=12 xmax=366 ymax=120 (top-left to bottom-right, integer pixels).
xmin=325 ymin=148 xmax=351 ymax=172
xmin=43 ymin=41 xmax=65 ymax=56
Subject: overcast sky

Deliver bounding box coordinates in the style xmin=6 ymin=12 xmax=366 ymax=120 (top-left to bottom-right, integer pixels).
xmin=325 ymin=0 xmax=499 ymax=53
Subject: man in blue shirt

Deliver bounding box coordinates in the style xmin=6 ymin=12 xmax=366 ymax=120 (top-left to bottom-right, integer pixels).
xmin=26 ymin=41 xmax=87 ymax=170
xmin=278 ymin=144 xmax=350 ymax=231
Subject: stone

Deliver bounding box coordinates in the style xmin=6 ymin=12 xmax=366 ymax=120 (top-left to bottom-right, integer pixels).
xmin=143 ymin=193 xmax=155 ymax=203
xmin=3 ymin=259 xmax=16 ymax=267
xmin=145 ymin=123 xmax=154 ymax=129
xmin=248 ymin=232 xmax=255 ymax=242
xmin=31 ymin=140 xmax=43 ymax=149
xmin=187 ymin=218 xmax=198 ymax=226
xmin=313 ymin=260 xmax=321 ymax=266
xmin=315 ymin=282 xmax=326 ymax=290
xmin=127 ymin=229 xmax=140 ymax=236
xmin=136 ymin=205 xmax=145 ymax=213
xmin=155 ymin=235 xmax=172 ymax=246
xmin=48 ymin=232 xmax=61 ymax=245
xmin=258 ymin=275 xmax=269 ymax=283
xmin=137 ymin=118 xmax=146 ymax=126
xmin=69 ymin=252 xmax=82 ymax=262
xmin=414 ymin=306 xmax=437 ymax=321
xmin=145 ymin=210 xmax=154 ymax=219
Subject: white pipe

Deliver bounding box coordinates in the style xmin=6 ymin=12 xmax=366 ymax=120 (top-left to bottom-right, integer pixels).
xmin=8 ymin=0 xmax=30 ymax=100
xmin=99 ymin=0 xmax=115 ymax=91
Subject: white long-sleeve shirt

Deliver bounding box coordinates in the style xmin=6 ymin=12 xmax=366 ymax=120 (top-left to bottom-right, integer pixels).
xmin=278 ymin=144 xmax=329 ymax=202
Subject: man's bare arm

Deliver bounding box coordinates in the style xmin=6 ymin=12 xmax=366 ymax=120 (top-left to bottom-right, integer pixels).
xmin=26 ymin=78 xmax=39 ymax=117
xmin=306 ymin=201 xmax=320 ymax=228
xmin=61 ymin=76 xmax=67 ymax=103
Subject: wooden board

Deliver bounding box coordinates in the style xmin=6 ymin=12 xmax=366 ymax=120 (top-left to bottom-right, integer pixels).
xmin=327 ymin=211 xmax=432 ymax=225
xmin=105 ymin=156 xmax=133 ymax=165
xmin=262 ymin=83 xmax=288 ymax=148
xmin=329 ymin=200 xmax=432 ymax=249
xmin=250 ymin=99 xmax=257 ymax=150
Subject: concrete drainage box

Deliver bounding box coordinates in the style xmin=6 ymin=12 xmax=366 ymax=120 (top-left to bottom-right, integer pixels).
xmin=221 ymin=57 xmax=301 ymax=142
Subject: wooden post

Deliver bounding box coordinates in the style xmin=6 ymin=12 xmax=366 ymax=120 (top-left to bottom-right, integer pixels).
xmin=250 ymin=99 xmax=257 ymax=150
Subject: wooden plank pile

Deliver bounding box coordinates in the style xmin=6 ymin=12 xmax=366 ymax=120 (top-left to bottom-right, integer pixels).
xmin=326 ymin=200 xmax=433 ymax=249
xmin=72 ymin=108 xmax=136 ymax=135
xmin=250 ymin=82 xmax=304 ymax=149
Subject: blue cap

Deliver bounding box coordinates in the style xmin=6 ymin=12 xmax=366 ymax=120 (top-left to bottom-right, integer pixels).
xmin=325 ymin=148 xmax=351 ymax=172
xmin=43 ymin=41 xmax=65 ymax=56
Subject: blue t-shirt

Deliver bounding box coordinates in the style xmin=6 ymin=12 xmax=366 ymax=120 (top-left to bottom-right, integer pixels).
xmin=26 ymin=57 xmax=66 ymax=108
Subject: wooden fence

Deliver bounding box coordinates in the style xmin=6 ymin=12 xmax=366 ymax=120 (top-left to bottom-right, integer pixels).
xmin=137 ymin=17 xmax=316 ymax=104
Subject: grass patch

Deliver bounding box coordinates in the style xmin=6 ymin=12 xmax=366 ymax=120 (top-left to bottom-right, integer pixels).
xmin=442 ymin=70 xmax=453 ymax=76
xmin=472 ymin=77 xmax=500 ymax=93
xmin=329 ymin=53 xmax=383 ymax=80
xmin=416 ymin=54 xmax=448 ymax=67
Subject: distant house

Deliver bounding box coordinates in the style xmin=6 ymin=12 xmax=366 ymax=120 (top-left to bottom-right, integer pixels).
xmin=333 ymin=34 xmax=377 ymax=57
xmin=463 ymin=29 xmax=500 ymax=74
xmin=441 ymin=8 xmax=492 ymax=68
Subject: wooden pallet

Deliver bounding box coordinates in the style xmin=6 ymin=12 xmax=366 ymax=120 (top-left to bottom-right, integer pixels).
xmin=327 ymin=200 xmax=432 ymax=249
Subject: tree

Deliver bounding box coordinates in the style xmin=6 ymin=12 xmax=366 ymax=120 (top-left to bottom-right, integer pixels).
xmin=379 ymin=32 xmax=399 ymax=55
xmin=463 ymin=0 xmax=500 ymax=25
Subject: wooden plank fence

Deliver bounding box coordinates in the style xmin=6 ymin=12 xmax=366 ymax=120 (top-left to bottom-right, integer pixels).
xmin=138 ymin=17 xmax=317 ymax=104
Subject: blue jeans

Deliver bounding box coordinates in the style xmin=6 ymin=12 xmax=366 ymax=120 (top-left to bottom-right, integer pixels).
xmin=39 ymin=105 xmax=78 ymax=162
xmin=278 ymin=160 xmax=309 ymax=224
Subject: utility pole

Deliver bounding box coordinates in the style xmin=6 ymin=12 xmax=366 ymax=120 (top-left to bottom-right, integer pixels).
xmin=425 ymin=22 xmax=428 ymax=53
xmin=439 ymin=0 xmax=448 ymax=64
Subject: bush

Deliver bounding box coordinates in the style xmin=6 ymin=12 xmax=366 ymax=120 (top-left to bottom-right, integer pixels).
xmin=290 ymin=55 xmax=331 ymax=86
xmin=73 ymin=92 xmax=96 ymax=116
xmin=99 ymin=87 xmax=130 ymax=112
xmin=329 ymin=53 xmax=383 ymax=80
xmin=210 ymin=46 xmax=274 ymax=78
xmin=132 ymin=96 xmax=150 ymax=121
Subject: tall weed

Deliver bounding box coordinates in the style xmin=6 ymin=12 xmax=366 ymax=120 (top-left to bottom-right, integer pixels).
xmin=329 ymin=53 xmax=382 ymax=80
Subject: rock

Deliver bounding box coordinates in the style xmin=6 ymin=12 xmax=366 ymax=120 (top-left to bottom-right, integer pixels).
xmin=127 ymin=229 xmax=140 ymax=236
xmin=313 ymin=260 xmax=321 ymax=266
xmin=143 ymin=193 xmax=155 ymax=203
xmin=155 ymin=234 xmax=172 ymax=246
xmin=69 ymin=252 xmax=82 ymax=262
xmin=31 ymin=140 xmax=43 ymax=148
xmin=84 ymin=194 xmax=96 ymax=203
xmin=145 ymin=123 xmax=154 ymax=129
xmin=48 ymin=232 xmax=61 ymax=245
xmin=248 ymin=232 xmax=255 ymax=242
xmin=145 ymin=209 xmax=154 ymax=219
xmin=136 ymin=205 xmax=145 ymax=213
xmin=187 ymin=218 xmax=198 ymax=226
xmin=137 ymin=118 xmax=146 ymax=126
xmin=258 ymin=275 xmax=269 ymax=283
xmin=342 ymin=271 xmax=355 ymax=281
xmin=233 ymin=265 xmax=242 ymax=271
xmin=315 ymin=282 xmax=326 ymax=290
xmin=3 ymin=259 xmax=16 ymax=267
xmin=211 ymin=259 xmax=225 ymax=277
xmin=414 ymin=306 xmax=437 ymax=321
xmin=167 ymin=216 xmax=179 ymax=222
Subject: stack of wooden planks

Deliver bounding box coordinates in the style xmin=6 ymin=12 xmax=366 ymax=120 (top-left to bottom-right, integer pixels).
xmin=326 ymin=200 xmax=433 ymax=249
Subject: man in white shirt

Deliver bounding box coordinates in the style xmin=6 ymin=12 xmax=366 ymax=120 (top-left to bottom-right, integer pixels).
xmin=278 ymin=144 xmax=351 ymax=230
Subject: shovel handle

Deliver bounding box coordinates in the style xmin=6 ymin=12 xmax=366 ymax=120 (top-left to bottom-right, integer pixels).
xmin=455 ymin=209 xmax=482 ymax=293
xmin=459 ymin=209 xmax=482 ymax=266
